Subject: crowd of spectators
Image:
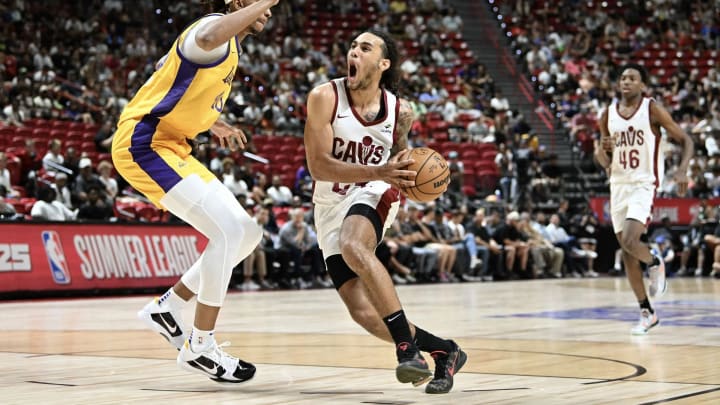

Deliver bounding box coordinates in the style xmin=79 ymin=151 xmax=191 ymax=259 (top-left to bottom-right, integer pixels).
xmin=2 ymin=0 xmax=717 ymax=289
xmin=496 ymin=0 xmax=720 ymax=276
xmin=499 ymin=0 xmax=720 ymax=199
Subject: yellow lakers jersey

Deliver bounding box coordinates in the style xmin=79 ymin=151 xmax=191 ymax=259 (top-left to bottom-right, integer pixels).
xmin=117 ymin=14 xmax=239 ymax=139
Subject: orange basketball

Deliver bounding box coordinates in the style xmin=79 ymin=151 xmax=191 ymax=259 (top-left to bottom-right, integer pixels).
xmin=402 ymin=147 xmax=450 ymax=203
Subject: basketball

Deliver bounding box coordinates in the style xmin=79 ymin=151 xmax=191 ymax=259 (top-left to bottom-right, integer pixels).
xmin=402 ymin=147 xmax=451 ymax=203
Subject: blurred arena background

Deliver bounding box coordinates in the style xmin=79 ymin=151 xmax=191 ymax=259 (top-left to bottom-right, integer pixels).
xmin=0 ymin=0 xmax=718 ymax=295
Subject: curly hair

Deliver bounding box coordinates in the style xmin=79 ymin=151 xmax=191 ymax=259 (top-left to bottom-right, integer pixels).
xmin=619 ymin=63 xmax=648 ymax=84
xmin=365 ymin=29 xmax=401 ymax=93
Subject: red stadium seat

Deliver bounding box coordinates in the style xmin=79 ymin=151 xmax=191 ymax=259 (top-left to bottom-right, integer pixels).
xmin=68 ymin=122 xmax=85 ymax=131
xmin=476 ymin=170 xmax=499 ymax=191
xmin=480 ymin=150 xmax=497 ymax=161
xmin=474 ymin=160 xmax=498 ymax=173
xmin=32 ymin=128 xmax=51 ymax=141
xmin=14 ymin=127 xmax=33 ymax=139
xmin=12 ymin=185 xmax=26 ymax=198
xmin=51 ymin=120 xmax=71 ymax=130
xmin=67 ymin=131 xmax=83 ymax=143
xmin=80 ymin=141 xmax=96 ymax=153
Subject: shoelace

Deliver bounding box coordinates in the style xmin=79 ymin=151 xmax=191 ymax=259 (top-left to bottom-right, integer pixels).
xmin=211 ymin=341 xmax=240 ymax=373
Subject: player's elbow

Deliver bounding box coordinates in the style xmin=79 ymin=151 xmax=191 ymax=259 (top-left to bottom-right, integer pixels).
xmin=306 ymin=161 xmax=330 ymax=182
xmin=306 ymin=155 xmax=331 ymax=182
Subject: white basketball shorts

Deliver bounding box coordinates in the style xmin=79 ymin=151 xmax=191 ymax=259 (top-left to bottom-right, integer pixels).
xmin=314 ymin=182 xmax=400 ymax=260
xmin=610 ymin=183 xmax=656 ymax=233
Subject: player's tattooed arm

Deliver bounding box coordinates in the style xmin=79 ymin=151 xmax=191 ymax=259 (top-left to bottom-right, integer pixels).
xmin=390 ymin=98 xmax=415 ymax=157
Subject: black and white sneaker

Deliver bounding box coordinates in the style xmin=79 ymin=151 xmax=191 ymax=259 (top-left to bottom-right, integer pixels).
xmin=137 ymin=297 xmax=187 ymax=350
xmin=177 ymin=339 xmax=256 ymax=383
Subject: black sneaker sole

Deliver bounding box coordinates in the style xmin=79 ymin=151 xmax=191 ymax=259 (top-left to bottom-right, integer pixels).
xmin=210 ymin=373 xmax=256 ymax=384
xmin=396 ymin=364 xmax=433 ymax=384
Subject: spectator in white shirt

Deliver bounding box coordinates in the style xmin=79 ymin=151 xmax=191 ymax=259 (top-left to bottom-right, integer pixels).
xmin=0 ymin=152 xmax=18 ymax=196
xmin=267 ymin=175 xmax=293 ymax=206
xmin=224 ymin=165 xmax=250 ymax=199
xmin=545 ymin=213 xmax=572 ymax=245
xmin=42 ymin=139 xmax=65 ymax=173
xmin=490 ymin=88 xmax=510 ymax=113
xmin=97 ymin=160 xmax=118 ymax=199
xmin=52 ymin=172 xmax=74 ymax=209
xmin=442 ymin=8 xmax=463 ymax=32
xmin=31 ymin=186 xmax=77 ymax=221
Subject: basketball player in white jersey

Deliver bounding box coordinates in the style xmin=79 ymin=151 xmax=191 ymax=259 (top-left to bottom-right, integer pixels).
xmin=304 ymin=30 xmax=466 ymax=393
xmin=594 ymin=64 xmax=693 ymax=335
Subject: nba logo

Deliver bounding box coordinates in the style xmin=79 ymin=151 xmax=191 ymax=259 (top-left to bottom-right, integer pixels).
xmin=41 ymin=231 xmax=71 ymax=284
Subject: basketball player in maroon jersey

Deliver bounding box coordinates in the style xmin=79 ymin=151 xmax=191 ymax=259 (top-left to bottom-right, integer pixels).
xmin=304 ymin=29 xmax=466 ymax=393
xmin=594 ymin=64 xmax=693 ymax=334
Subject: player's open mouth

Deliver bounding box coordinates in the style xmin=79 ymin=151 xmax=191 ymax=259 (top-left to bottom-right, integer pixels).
xmin=349 ymin=65 xmax=357 ymax=79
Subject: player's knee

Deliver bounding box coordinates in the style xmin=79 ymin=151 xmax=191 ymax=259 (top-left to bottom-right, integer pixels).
xmin=339 ymin=237 xmax=368 ymax=267
xmin=620 ymin=233 xmax=640 ymax=251
xmin=216 ymin=213 xmax=260 ymax=255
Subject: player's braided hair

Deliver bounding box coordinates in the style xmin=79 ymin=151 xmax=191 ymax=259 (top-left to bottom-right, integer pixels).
xmin=365 ymin=29 xmax=401 ymax=94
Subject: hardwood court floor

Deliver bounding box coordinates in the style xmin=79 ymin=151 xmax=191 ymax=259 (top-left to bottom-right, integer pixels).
xmin=2 ymin=278 xmax=719 ymax=404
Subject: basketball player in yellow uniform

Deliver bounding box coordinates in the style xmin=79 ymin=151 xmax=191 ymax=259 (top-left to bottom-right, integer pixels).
xmin=112 ymin=0 xmax=279 ymax=383
xmin=304 ymin=29 xmax=466 ymax=394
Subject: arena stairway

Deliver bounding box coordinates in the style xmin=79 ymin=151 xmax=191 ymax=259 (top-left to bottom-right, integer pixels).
xmin=449 ymin=0 xmax=577 ymax=169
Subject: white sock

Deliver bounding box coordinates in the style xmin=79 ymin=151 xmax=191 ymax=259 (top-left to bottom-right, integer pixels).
xmin=158 ymin=288 xmax=186 ymax=311
xmin=189 ymin=327 xmax=214 ymax=352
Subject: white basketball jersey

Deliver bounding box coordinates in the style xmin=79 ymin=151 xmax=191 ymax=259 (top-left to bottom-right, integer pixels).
xmin=607 ymin=97 xmax=663 ymax=188
xmin=312 ymin=78 xmax=399 ymax=205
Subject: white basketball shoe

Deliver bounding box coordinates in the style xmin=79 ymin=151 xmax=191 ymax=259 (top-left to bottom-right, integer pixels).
xmin=648 ymin=253 xmax=667 ymax=298
xmin=137 ymin=297 xmax=187 ymax=350
xmin=631 ymin=309 xmax=659 ymax=335
xmin=177 ymin=339 xmax=256 ymax=383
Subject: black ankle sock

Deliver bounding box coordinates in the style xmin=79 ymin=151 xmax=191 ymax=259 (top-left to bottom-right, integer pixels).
xmin=639 ymin=298 xmax=654 ymax=314
xmin=383 ymin=310 xmax=415 ymax=349
xmin=414 ymin=327 xmax=453 ymax=353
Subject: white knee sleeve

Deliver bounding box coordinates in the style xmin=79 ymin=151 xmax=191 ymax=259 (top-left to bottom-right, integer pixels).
xmin=161 ymin=176 xmax=263 ymax=306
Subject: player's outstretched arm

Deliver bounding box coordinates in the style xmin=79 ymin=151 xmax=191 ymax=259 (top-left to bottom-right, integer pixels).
xmin=195 ymin=0 xmax=279 ymax=50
